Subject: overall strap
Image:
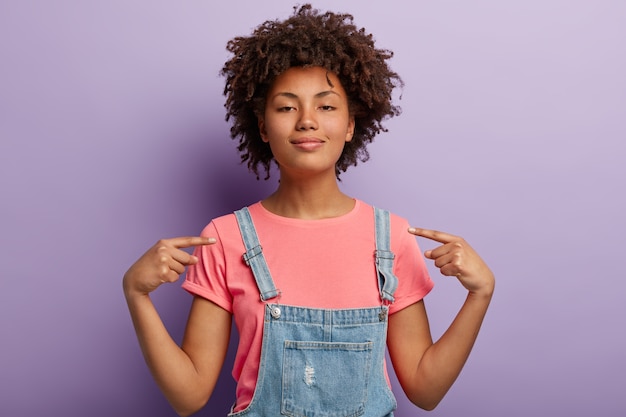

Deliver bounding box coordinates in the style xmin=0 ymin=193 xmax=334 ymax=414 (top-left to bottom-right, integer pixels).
xmin=374 ymin=207 xmax=398 ymax=303
xmin=234 ymin=207 xmax=280 ymax=302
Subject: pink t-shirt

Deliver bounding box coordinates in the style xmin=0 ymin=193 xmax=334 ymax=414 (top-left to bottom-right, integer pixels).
xmin=183 ymin=200 xmax=434 ymax=411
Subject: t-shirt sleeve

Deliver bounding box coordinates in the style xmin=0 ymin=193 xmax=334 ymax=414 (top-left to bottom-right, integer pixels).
xmin=388 ymin=215 xmax=435 ymax=315
xmin=182 ymin=220 xmax=233 ymax=313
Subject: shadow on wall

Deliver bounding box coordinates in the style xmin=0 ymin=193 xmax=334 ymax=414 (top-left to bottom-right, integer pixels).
xmin=186 ymin=129 xmax=278 ymax=220
xmin=132 ymin=128 xmax=276 ymax=416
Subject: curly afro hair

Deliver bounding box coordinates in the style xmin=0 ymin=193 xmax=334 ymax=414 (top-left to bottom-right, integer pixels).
xmin=221 ymin=4 xmax=403 ymax=179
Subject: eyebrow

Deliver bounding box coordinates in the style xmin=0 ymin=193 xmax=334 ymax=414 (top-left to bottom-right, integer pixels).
xmin=271 ymin=90 xmax=341 ymax=100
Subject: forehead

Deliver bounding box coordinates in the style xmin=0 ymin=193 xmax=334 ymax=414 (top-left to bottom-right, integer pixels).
xmin=268 ymin=66 xmax=346 ymax=96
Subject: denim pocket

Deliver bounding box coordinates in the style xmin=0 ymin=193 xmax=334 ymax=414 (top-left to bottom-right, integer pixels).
xmin=281 ymin=340 xmax=373 ymax=417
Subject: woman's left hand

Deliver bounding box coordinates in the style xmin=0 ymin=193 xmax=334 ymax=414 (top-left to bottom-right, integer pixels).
xmin=408 ymin=227 xmax=495 ymax=297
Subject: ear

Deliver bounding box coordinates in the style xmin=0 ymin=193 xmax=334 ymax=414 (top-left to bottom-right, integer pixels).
xmin=345 ymin=117 xmax=355 ymax=142
xmin=258 ymin=117 xmax=269 ymax=143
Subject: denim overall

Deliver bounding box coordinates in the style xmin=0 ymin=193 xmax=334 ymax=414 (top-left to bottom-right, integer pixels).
xmin=230 ymin=207 xmax=398 ymax=417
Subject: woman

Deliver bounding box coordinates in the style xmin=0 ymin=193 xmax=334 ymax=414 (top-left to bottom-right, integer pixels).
xmin=123 ymin=5 xmax=495 ymax=416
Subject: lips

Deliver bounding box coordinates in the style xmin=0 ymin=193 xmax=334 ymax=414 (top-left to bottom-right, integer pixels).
xmin=290 ymin=137 xmax=325 ymax=151
xmin=290 ymin=137 xmax=324 ymax=145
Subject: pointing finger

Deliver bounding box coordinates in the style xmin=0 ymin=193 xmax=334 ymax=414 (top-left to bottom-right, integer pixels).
xmin=168 ymin=236 xmax=216 ymax=249
xmin=171 ymin=237 xmax=216 ymax=264
xmin=408 ymin=227 xmax=459 ymax=244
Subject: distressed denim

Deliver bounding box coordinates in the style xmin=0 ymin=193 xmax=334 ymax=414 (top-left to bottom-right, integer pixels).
xmin=230 ymin=207 xmax=398 ymax=417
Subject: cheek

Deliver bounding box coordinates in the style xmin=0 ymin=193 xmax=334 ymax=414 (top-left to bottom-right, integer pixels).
xmin=264 ymin=119 xmax=293 ymax=140
xmin=331 ymin=121 xmax=353 ymax=141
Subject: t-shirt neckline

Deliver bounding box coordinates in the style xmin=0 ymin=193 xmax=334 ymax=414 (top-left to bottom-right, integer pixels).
xmin=253 ymin=199 xmax=361 ymax=225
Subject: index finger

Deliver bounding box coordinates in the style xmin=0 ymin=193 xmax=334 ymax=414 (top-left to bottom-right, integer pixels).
xmin=408 ymin=227 xmax=458 ymax=244
xmin=167 ymin=236 xmax=216 ymax=249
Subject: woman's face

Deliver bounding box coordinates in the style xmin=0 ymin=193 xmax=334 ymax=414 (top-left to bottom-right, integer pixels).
xmin=258 ymin=66 xmax=354 ymax=178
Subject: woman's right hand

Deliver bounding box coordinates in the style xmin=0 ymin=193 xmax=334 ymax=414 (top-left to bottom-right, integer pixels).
xmin=123 ymin=236 xmax=216 ymax=298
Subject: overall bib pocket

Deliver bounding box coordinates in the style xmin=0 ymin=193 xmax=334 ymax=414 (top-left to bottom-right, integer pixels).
xmin=281 ymin=340 xmax=373 ymax=417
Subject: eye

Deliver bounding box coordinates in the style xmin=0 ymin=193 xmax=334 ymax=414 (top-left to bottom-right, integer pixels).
xmin=319 ymin=105 xmax=335 ymax=111
xmin=278 ymin=106 xmax=296 ymax=112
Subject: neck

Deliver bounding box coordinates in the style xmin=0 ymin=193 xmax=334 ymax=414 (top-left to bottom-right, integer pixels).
xmin=262 ymin=172 xmax=354 ymax=220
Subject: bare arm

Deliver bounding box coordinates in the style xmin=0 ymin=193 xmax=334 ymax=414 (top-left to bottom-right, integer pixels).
xmin=123 ymin=236 xmax=231 ymax=416
xmin=387 ymin=228 xmax=494 ymax=410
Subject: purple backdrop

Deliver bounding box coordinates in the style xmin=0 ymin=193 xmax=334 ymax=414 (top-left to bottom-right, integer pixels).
xmin=1 ymin=1 xmax=625 ymax=416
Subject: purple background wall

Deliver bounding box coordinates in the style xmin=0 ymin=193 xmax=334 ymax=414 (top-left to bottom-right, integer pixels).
xmin=1 ymin=1 xmax=625 ymax=416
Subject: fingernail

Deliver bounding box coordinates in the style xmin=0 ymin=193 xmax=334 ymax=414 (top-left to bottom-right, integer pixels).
xmin=408 ymin=227 xmax=416 ymax=233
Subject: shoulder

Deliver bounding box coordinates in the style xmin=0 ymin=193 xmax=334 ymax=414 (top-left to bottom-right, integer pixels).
xmin=196 ymin=204 xmax=265 ymax=255
xmin=365 ymin=203 xmax=417 ymax=255
xmin=358 ymin=201 xmax=411 ymax=232
xmin=199 ymin=202 xmax=264 ymax=236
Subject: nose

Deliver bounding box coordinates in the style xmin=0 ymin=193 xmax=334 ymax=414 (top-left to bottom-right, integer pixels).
xmin=296 ymin=106 xmax=318 ymax=131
